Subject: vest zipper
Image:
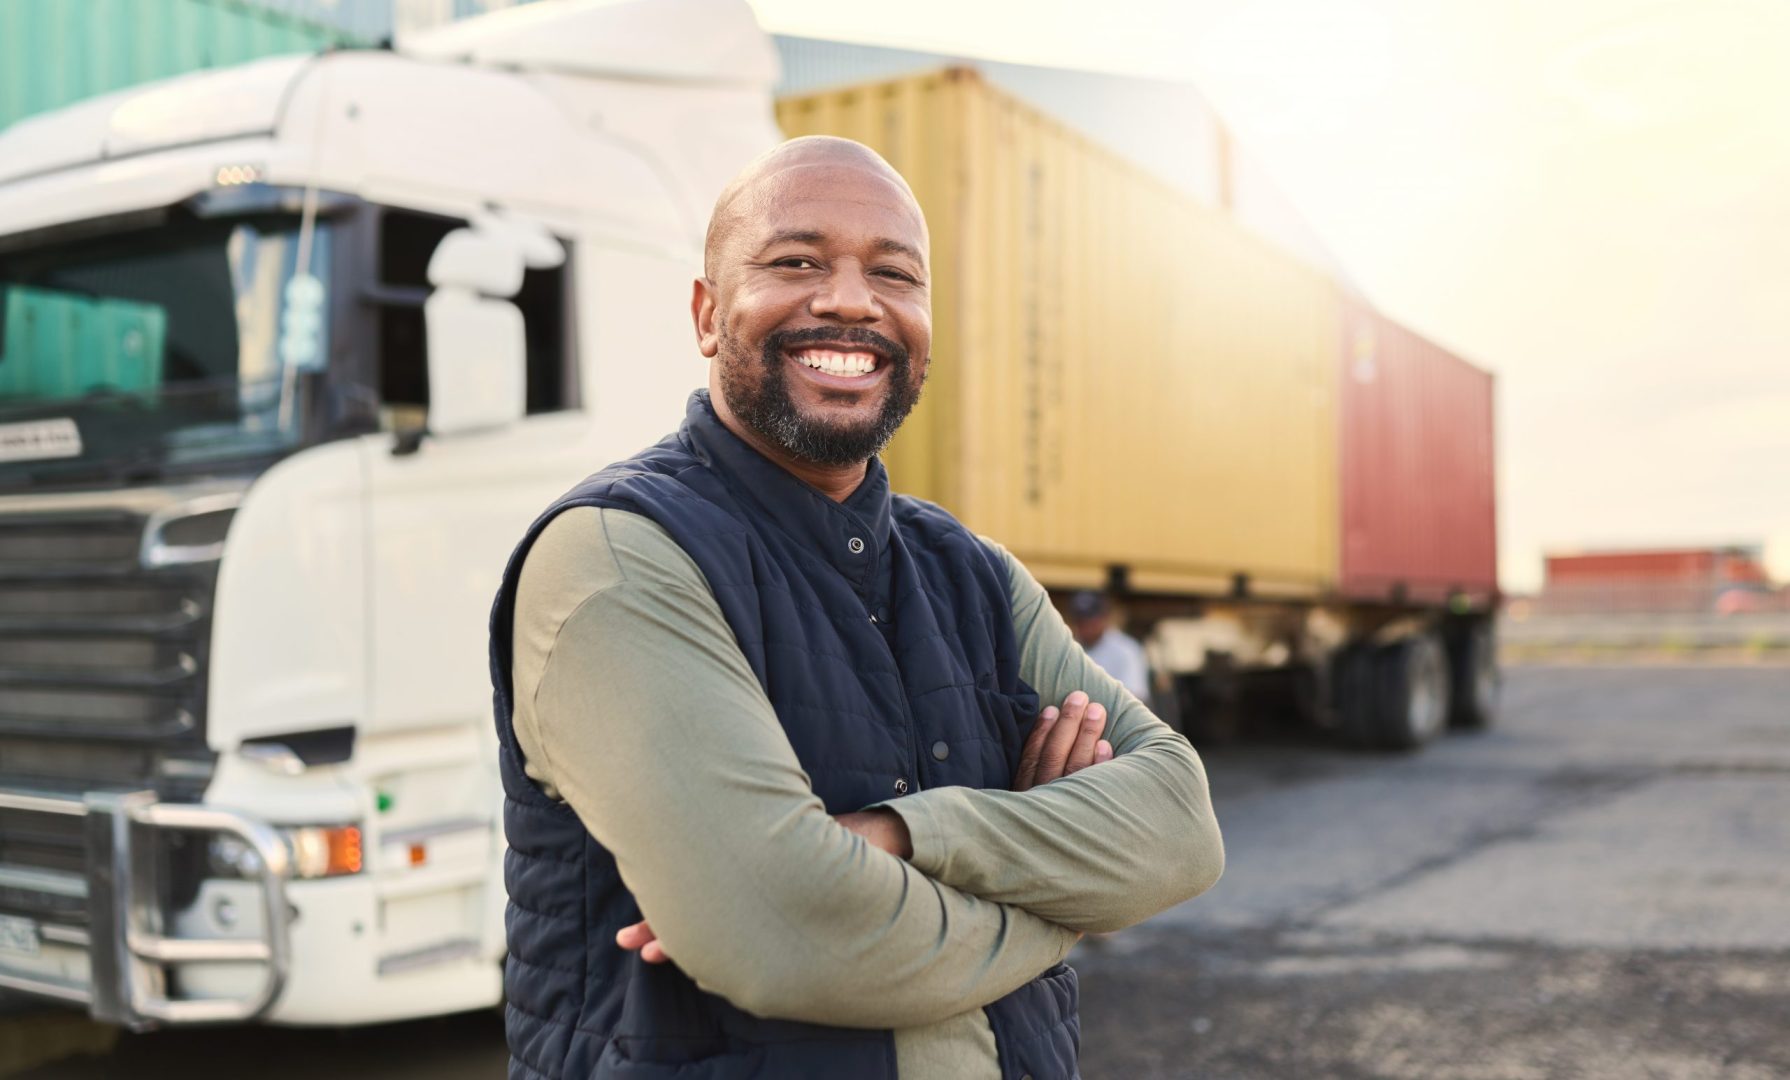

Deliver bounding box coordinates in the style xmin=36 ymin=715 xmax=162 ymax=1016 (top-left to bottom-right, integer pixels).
xmin=870 ymin=607 xmax=927 ymax=794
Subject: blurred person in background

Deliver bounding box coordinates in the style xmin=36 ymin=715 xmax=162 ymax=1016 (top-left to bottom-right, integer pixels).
xmin=488 ymin=136 xmax=1223 ymax=1080
xmin=1067 ymin=590 xmax=1151 ymax=702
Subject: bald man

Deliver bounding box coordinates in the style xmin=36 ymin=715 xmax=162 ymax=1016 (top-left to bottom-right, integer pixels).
xmin=489 ymin=138 xmax=1224 ymax=1080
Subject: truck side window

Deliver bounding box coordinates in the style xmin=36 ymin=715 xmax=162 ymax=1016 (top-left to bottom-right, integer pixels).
xmin=374 ymin=208 xmax=576 ymax=420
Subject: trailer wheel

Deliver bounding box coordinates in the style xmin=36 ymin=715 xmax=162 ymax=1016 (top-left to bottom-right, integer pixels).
xmin=1374 ymin=634 xmax=1451 ymax=750
xmin=1174 ymin=654 xmax=1241 ymax=744
xmin=1447 ymin=620 xmax=1499 ymax=730
xmin=1332 ymin=645 xmax=1379 ymax=747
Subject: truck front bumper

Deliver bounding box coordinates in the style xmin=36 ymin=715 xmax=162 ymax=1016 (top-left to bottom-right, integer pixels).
xmin=0 ymin=788 xmax=291 ymax=1029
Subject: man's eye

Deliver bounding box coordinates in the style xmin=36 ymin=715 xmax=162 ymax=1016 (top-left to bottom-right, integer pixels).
xmin=775 ymin=257 xmax=819 ymax=269
xmin=874 ymin=268 xmax=918 ymax=284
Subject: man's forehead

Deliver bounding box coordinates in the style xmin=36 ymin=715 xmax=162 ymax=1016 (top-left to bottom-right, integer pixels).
xmin=703 ymin=137 xmax=927 ymax=277
xmin=750 ymin=164 xmax=926 ymax=240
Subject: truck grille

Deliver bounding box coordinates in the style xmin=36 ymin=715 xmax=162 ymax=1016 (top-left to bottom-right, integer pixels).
xmin=0 ymin=489 xmax=242 ymax=1013
xmin=0 ymin=509 xmax=216 ymax=758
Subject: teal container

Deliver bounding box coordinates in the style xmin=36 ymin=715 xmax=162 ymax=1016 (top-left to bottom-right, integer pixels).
xmin=0 ymin=286 xmax=168 ymax=401
xmin=0 ymin=0 xmax=364 ymax=131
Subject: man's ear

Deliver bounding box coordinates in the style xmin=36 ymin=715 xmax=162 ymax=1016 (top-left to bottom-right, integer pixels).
xmin=691 ymin=277 xmax=721 ymax=358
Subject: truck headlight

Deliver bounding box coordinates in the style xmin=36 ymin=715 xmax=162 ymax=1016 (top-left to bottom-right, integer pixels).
xmin=209 ymin=825 xmax=362 ymax=879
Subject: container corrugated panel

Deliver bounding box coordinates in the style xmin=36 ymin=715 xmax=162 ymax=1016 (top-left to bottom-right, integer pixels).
xmin=1545 ymin=550 xmax=1717 ymax=583
xmin=1544 ymin=548 xmax=1769 ymax=584
xmin=0 ymin=0 xmax=360 ymax=131
xmin=778 ymin=70 xmax=1340 ymax=597
xmin=1338 ymin=297 xmax=1496 ymax=603
xmin=243 ymin=0 xmax=401 ymax=43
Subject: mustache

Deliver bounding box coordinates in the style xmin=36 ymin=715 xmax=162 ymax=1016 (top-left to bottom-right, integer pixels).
xmin=764 ymin=326 xmax=908 ymax=365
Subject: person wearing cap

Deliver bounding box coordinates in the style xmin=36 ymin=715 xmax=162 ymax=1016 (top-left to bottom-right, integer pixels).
xmin=1067 ymin=590 xmax=1152 ymax=703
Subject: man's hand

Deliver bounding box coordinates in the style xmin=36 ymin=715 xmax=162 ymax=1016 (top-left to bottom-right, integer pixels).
xmin=616 ymin=809 xmax=916 ymax=964
xmin=617 ymin=699 xmax=1112 ymax=962
xmin=616 ymin=919 xmax=669 ymax=964
xmin=1013 ymin=691 xmax=1113 ymax=791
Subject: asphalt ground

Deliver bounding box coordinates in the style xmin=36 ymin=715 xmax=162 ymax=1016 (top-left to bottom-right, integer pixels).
xmin=5 ymin=665 xmax=1787 ymax=1079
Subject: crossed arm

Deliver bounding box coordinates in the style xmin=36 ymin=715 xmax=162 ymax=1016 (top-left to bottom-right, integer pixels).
xmin=513 ymin=509 xmax=1223 ymax=1028
xmin=875 ymin=539 xmax=1225 ymax=932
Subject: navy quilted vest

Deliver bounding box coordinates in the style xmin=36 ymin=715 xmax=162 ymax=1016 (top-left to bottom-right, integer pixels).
xmin=488 ymin=392 xmax=1080 ymax=1079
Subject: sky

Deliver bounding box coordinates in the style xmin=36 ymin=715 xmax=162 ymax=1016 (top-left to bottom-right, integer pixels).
xmin=748 ymin=0 xmax=1790 ymax=591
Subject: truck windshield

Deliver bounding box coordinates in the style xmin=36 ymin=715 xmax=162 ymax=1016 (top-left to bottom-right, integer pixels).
xmin=0 ymin=210 xmax=334 ymax=488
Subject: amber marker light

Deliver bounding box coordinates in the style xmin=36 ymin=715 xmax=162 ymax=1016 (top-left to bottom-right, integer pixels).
xmin=286 ymin=825 xmax=364 ymax=878
xmin=213 ymin=163 xmax=264 ymax=186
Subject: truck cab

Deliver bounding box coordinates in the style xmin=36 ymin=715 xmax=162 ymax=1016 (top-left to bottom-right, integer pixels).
xmin=0 ymin=0 xmax=778 ymax=1027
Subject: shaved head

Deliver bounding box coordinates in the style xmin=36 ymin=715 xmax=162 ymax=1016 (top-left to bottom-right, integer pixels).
xmin=703 ymin=136 xmax=925 ymax=280
xmin=691 ymin=135 xmax=934 ymax=485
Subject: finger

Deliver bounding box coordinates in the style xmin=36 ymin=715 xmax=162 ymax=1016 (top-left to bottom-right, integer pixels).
xmin=1094 ymin=739 xmax=1114 ymax=764
xmin=1013 ymin=708 xmax=1059 ymax=791
xmin=1035 ymin=692 xmax=1090 ymax=784
xmin=1063 ymin=702 xmax=1106 ymax=776
xmin=641 ymin=940 xmax=669 ymax=964
xmin=615 ymin=920 xmax=654 ymax=951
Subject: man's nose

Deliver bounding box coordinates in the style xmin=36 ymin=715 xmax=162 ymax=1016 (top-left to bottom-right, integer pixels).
xmin=810 ymin=265 xmax=881 ymax=323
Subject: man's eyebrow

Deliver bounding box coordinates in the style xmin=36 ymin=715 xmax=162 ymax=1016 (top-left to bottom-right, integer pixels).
xmin=872 ymin=237 xmax=925 ymax=264
xmin=755 ymin=229 xmax=924 ymax=265
xmin=758 ymin=229 xmax=826 ymax=251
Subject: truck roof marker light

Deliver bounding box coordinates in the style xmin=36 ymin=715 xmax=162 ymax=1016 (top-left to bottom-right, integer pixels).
xmin=214 ymin=164 xmax=264 ymax=187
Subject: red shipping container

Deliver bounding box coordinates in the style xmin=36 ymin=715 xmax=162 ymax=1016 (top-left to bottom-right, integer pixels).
xmin=1544 ymin=548 xmax=1764 ymax=584
xmin=1545 ymin=550 xmax=1712 ymax=582
xmin=1338 ymin=297 xmax=1497 ymax=604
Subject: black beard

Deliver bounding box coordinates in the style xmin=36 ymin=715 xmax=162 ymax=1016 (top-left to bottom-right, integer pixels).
xmin=718 ymin=325 xmax=924 ymax=468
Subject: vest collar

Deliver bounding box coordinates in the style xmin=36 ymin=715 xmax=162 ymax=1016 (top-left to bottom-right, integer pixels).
xmin=681 ymin=390 xmax=893 ymax=593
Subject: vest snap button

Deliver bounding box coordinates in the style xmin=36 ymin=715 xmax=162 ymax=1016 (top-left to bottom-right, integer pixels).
xmin=893 ymin=777 xmax=909 ymax=795
xmin=931 ymin=741 xmax=949 ymax=761
xmin=847 ymin=536 xmax=865 ymax=554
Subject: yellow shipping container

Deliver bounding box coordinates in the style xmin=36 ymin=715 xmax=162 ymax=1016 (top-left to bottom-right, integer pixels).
xmin=777 ymin=69 xmax=1340 ymax=598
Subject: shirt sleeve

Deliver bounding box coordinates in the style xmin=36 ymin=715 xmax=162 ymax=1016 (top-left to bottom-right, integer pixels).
xmin=877 ymin=539 xmax=1225 ymax=933
xmin=511 ymin=508 xmax=1078 ymax=1029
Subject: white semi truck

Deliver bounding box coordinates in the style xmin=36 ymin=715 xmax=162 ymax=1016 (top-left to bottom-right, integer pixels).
xmin=0 ymin=0 xmax=779 ymax=1028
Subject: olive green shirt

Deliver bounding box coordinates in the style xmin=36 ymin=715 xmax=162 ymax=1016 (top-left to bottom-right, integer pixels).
xmin=511 ymin=507 xmax=1223 ymax=1078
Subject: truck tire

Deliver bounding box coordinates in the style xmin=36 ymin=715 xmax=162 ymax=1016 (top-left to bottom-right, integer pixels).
xmin=1175 ymin=654 xmax=1242 ymax=744
xmin=1447 ymin=619 xmax=1499 ymax=729
xmin=1373 ymin=634 xmax=1451 ymax=750
xmin=1333 ymin=645 xmax=1379 ymax=747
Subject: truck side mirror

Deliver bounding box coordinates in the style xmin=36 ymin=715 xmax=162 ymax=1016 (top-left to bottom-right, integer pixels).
xmin=422 ymin=229 xmax=527 ymax=438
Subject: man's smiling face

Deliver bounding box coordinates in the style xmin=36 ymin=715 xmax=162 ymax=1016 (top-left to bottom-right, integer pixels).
xmin=694 ymin=139 xmax=932 ymax=469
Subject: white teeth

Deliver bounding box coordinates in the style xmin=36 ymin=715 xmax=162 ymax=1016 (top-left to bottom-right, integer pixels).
xmin=793 ymin=349 xmax=877 ymax=376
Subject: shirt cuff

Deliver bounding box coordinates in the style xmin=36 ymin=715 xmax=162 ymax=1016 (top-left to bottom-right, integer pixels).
xmin=873 ymin=788 xmax=961 ymax=879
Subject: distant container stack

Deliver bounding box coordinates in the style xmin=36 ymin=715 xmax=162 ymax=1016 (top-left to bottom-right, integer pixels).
xmin=1541 ymin=547 xmax=1780 ymax=614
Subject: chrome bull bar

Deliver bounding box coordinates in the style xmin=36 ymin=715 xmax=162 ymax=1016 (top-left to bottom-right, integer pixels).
xmin=0 ymin=789 xmax=291 ymax=1027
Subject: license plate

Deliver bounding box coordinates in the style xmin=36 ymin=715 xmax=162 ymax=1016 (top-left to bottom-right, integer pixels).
xmin=0 ymin=417 xmax=83 ymax=463
xmin=0 ymin=913 xmax=41 ymax=957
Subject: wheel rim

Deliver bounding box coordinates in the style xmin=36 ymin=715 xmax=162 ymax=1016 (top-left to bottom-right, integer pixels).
xmin=1473 ymin=630 xmax=1497 ymax=717
xmin=1406 ymin=642 xmax=1447 ymax=741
